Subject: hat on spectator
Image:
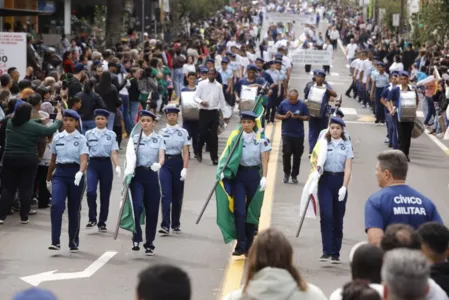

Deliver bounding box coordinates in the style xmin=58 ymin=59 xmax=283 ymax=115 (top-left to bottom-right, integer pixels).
xmin=74 ymin=63 xmax=86 ymax=74
xmin=240 ymin=111 xmax=258 ymax=121
xmin=330 ymin=116 xmax=346 ymax=127
xmin=221 ymin=57 xmax=230 ymax=64
xmin=247 ymin=64 xmax=258 ymax=72
xmin=200 ymin=66 xmax=209 ymax=73
xmin=164 ymin=105 xmax=180 ymax=114
xmin=140 ymin=110 xmax=157 ymax=120
xmin=13 ymin=288 xmax=57 ymax=300
xmin=94 ymin=109 xmax=110 ymax=118
xmin=63 ymin=109 xmax=81 ymax=121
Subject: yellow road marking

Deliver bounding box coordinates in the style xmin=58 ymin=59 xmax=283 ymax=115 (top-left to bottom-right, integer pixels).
xmin=217 ymin=122 xmax=282 ymax=299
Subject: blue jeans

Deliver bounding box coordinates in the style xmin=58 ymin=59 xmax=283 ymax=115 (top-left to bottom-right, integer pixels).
xmin=424 ymin=97 xmax=435 ymax=125
xmin=130 ymin=101 xmax=140 ymax=126
xmin=120 ymin=94 xmax=133 ymax=134
xmin=173 ymin=68 xmax=184 ymax=99
xmin=107 ymin=112 xmax=115 ymax=131
xmin=82 ymin=120 xmax=96 ymax=134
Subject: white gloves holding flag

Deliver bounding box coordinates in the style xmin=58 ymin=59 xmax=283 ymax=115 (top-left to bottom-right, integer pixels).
xmin=220 ymin=172 xmax=225 ymax=180
xmin=151 ymin=163 xmax=161 ymax=172
xmin=115 ymin=166 xmax=122 ymax=178
xmin=180 ymin=168 xmax=187 ymax=181
xmin=259 ymin=177 xmax=267 ymax=191
xmin=74 ymin=171 xmax=84 ymax=186
xmin=338 ymin=186 xmax=347 ymax=201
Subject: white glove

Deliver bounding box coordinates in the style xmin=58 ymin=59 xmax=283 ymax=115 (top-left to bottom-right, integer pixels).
xmin=115 ymin=166 xmax=122 ymax=178
xmin=220 ymin=172 xmax=225 ymax=180
xmin=338 ymin=186 xmax=347 ymax=202
xmin=150 ymin=162 xmax=161 ymax=172
xmin=46 ymin=181 xmax=52 ymax=194
xmin=74 ymin=171 xmax=84 ymax=186
xmin=259 ymin=176 xmax=267 ymax=191
xmin=180 ymin=168 xmax=187 ymax=181
xmin=124 ymin=169 xmax=134 ymax=177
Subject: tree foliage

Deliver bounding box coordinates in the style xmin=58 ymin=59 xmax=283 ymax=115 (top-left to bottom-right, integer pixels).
xmin=173 ymin=0 xmax=229 ymax=20
xmin=105 ymin=0 xmax=125 ymax=48
xmin=412 ymin=0 xmax=449 ymax=47
xmin=377 ymin=0 xmax=402 ymax=31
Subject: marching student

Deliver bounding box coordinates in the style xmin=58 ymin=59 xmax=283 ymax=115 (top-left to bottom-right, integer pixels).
xmin=315 ymin=117 xmax=353 ymax=264
xmin=46 ymin=109 xmax=89 ymax=252
xmin=124 ymin=110 xmax=165 ymax=256
xmin=85 ymin=109 xmax=121 ymax=232
xmin=229 ymin=111 xmax=271 ymax=256
xmin=158 ymin=105 xmax=190 ymax=235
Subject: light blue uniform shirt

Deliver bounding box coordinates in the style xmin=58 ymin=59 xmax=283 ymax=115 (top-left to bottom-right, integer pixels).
xmin=159 ymin=126 xmax=190 ymax=155
xmin=323 ymin=139 xmax=354 ymax=172
xmin=230 ymin=61 xmax=240 ymax=73
xmin=133 ymin=131 xmax=166 ymax=167
xmin=373 ymin=72 xmax=390 ymax=88
xmin=267 ymin=69 xmax=280 ymax=83
xmin=278 ymin=69 xmax=286 ymax=81
xmin=85 ymin=128 xmax=119 ymax=157
xmin=240 ymin=135 xmax=272 ymax=167
xmin=217 ymin=67 xmax=233 ymax=85
xmin=52 ymin=130 xmax=89 ymax=164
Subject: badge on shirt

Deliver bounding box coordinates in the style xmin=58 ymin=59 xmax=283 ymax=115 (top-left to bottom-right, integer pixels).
xmin=74 ymin=141 xmax=79 ymax=147
xmin=341 ymin=145 xmax=346 ymax=150
xmin=152 ymin=138 xmax=158 ymax=143
xmin=178 ymin=131 xmax=182 ymax=137
xmin=107 ymin=136 xmax=111 ymax=141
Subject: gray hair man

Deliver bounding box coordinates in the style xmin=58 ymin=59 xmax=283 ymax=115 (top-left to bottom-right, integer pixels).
xmin=382 ymin=249 xmax=430 ymax=300
xmin=364 ymin=150 xmax=443 ymax=246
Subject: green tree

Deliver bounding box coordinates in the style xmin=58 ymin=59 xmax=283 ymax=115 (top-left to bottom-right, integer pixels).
xmin=412 ymin=0 xmax=449 ymax=47
xmin=377 ymin=0 xmax=402 ymax=31
xmin=105 ymin=0 xmax=125 ymax=48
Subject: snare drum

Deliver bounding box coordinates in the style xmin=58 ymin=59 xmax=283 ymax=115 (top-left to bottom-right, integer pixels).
xmin=181 ymin=91 xmax=199 ymax=121
xmin=305 ymin=85 xmax=326 ymax=117
xmin=398 ymin=91 xmax=417 ymax=122
xmin=240 ymin=86 xmax=258 ymax=112
xmin=412 ymin=119 xmax=424 ymax=138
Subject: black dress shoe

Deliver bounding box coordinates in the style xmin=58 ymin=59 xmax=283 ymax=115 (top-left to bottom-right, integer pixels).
xmin=283 ymin=174 xmax=289 ymax=183
xmin=212 ymin=159 xmax=218 ymax=165
xmin=232 ymin=249 xmax=245 ymax=256
xmin=291 ymin=177 xmax=298 ymax=184
xmin=196 ymin=153 xmax=202 ymax=162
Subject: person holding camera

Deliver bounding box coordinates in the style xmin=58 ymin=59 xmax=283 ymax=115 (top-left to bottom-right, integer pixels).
xmin=275 ymin=89 xmax=310 ymax=184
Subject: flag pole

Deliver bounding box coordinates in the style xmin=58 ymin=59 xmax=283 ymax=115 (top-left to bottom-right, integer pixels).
xmin=195 ymin=83 xmax=269 ymax=224
xmin=113 ymin=101 xmax=152 ymax=239
xmin=296 ymin=194 xmax=312 ymax=237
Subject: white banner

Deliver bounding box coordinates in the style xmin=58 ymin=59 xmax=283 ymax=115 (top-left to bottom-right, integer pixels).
xmin=0 ymin=33 xmax=26 ymax=79
xmin=267 ymin=13 xmax=315 ymax=24
xmin=291 ymin=49 xmax=332 ymax=65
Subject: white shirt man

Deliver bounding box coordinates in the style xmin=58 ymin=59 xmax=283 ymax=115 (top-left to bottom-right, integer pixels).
xmin=346 ymin=40 xmax=358 ymax=61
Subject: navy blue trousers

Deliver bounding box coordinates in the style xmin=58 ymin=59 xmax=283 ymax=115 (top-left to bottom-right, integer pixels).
xmin=309 ymin=116 xmax=329 ymax=154
xmin=130 ymin=167 xmax=160 ymax=249
xmin=86 ymin=159 xmax=113 ymax=226
xmin=375 ymin=87 xmax=386 ymax=123
xmin=160 ymin=155 xmax=184 ymax=230
xmin=182 ymin=120 xmax=199 ymax=155
xmin=318 ymin=172 xmax=347 ymax=258
xmin=232 ymin=167 xmax=260 ymax=253
xmin=51 ymin=166 xmax=85 ymax=248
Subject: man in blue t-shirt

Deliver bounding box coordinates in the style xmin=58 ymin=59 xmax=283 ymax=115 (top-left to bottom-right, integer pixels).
xmin=365 ymin=150 xmax=443 ymax=246
xmin=275 ymin=89 xmax=310 ymax=184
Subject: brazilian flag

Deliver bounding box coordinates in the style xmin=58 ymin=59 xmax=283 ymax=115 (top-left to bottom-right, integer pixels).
xmin=215 ymin=96 xmax=266 ymax=243
xmin=114 ymin=122 xmax=144 ymax=239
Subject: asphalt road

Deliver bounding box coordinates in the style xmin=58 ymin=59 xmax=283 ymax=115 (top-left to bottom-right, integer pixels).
xmin=1 ymin=20 xmax=448 ymax=300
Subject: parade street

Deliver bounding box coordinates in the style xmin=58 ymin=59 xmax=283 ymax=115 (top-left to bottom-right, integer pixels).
xmin=1 ymin=28 xmax=449 ymax=300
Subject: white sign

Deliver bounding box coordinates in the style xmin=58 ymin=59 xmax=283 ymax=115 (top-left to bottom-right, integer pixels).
xmin=392 ymin=14 xmax=400 ymax=27
xmin=291 ymin=50 xmax=332 ymax=65
xmin=267 ymin=13 xmax=315 ymax=24
xmin=20 ymin=251 xmax=117 ymax=286
xmin=0 ymin=33 xmax=26 ymax=79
